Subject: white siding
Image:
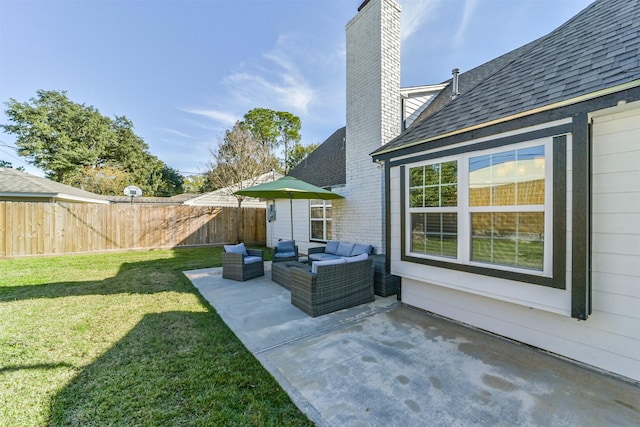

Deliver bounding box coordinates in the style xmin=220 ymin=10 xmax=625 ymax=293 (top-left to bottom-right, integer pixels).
xmin=266 ymin=199 xmax=314 ymax=251
xmin=392 ymin=104 xmax=640 ymax=381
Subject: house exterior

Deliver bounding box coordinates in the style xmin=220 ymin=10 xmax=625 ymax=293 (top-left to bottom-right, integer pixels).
xmin=0 ymin=167 xmax=109 ymax=204
xmin=268 ymin=0 xmax=444 ymax=255
xmin=371 ymin=0 xmax=640 ymax=381
xmin=185 ymin=171 xmax=282 ymax=208
xmin=267 ymin=127 xmax=345 ymax=251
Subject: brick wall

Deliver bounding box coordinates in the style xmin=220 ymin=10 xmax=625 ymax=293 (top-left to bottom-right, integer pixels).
xmin=337 ymin=0 xmax=401 ymax=253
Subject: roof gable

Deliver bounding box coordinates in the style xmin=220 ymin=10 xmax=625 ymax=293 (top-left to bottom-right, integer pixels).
xmin=288 ymin=127 xmax=346 ymax=188
xmin=0 ymin=168 xmax=109 ymax=203
xmin=376 ymin=0 xmax=640 ymax=155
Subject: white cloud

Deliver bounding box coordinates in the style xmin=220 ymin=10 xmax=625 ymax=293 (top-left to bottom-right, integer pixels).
xmin=223 ymin=34 xmax=316 ymax=114
xmin=158 ymin=128 xmax=196 ymax=139
xmin=181 ymin=108 xmax=239 ymax=127
xmin=454 ymin=0 xmax=479 ymax=44
xmin=400 ymin=0 xmax=439 ymax=41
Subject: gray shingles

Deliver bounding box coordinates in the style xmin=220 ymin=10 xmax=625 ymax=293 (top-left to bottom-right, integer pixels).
xmin=288 ymin=127 xmax=346 ymax=188
xmin=375 ymin=0 xmax=640 ymax=156
xmin=0 ymin=167 xmax=108 ymax=202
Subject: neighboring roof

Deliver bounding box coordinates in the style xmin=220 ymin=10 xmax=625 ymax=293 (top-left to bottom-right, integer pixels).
xmin=0 ymin=168 xmax=109 ymax=204
xmin=107 ymin=193 xmax=200 ymax=204
xmin=184 ymin=171 xmax=283 ymax=207
xmin=374 ymin=0 xmax=640 ymax=156
xmin=288 ymin=127 xmax=346 ymax=188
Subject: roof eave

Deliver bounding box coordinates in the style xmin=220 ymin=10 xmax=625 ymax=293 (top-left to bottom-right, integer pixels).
xmin=372 ymin=79 xmax=640 ymax=159
xmin=0 ymin=192 xmax=110 ymax=204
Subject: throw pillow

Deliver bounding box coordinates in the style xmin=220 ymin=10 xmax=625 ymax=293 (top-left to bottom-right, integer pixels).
xmin=276 ymin=240 xmax=295 ymax=253
xmin=336 ymin=242 xmax=355 ymax=257
xmin=325 ymin=240 xmax=340 ymax=254
xmin=351 ymin=244 xmax=372 ymax=256
xmin=311 ymin=258 xmax=346 ymax=274
xmin=224 ymin=242 xmax=247 ymax=256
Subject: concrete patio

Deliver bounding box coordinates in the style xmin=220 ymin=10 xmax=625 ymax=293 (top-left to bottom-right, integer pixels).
xmin=184 ymin=262 xmax=639 ymax=427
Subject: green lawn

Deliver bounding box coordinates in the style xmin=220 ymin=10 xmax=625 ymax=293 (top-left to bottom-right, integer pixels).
xmin=0 ymin=248 xmax=313 ymax=427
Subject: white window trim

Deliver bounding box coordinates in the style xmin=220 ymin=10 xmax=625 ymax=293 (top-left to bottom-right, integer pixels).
xmin=309 ymin=199 xmax=332 ymax=242
xmin=405 ymin=137 xmax=553 ymax=277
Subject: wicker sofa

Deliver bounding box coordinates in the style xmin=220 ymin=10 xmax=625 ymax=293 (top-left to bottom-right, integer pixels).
xmin=308 ymin=241 xmax=373 ymax=262
xmin=288 ymin=257 xmax=374 ymax=317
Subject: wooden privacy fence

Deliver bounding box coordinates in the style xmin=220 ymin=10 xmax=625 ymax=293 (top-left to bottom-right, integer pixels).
xmin=0 ymin=202 xmax=266 ymax=257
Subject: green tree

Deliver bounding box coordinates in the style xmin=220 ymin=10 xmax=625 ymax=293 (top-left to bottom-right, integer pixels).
xmin=67 ymin=165 xmax=132 ymax=195
xmin=286 ymin=141 xmax=319 ymax=171
xmin=183 ymin=175 xmax=205 ymax=193
xmin=0 ymin=159 xmax=25 ymax=171
xmin=2 ymin=90 xmax=181 ymax=196
xmin=241 ymin=108 xmax=301 ymax=173
xmin=155 ymin=165 xmax=184 ymax=197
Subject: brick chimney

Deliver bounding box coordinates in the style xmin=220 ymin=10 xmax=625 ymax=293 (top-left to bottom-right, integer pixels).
xmin=335 ymin=0 xmax=401 ymax=251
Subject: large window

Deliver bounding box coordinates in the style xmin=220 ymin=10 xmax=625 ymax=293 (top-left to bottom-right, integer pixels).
xmin=406 ymin=139 xmax=551 ymax=276
xmin=310 ymin=199 xmax=332 ymax=241
xmin=469 ymin=146 xmax=546 ymax=270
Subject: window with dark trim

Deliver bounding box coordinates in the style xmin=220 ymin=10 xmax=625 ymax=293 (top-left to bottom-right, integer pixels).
xmin=400 ymin=133 xmax=567 ymax=289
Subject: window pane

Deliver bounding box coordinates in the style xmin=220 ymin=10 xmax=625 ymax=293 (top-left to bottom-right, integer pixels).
xmin=424 ymin=164 xmax=439 ymax=185
xmin=310 ymin=207 xmax=324 ymax=219
xmin=410 ymin=188 xmax=424 ymax=208
xmin=424 ymin=187 xmax=439 ymax=207
xmin=310 ymin=221 xmax=324 ymax=240
xmin=469 ymin=154 xmax=491 ymax=207
xmin=491 ymin=150 xmax=516 ymax=206
xmin=470 ymin=146 xmax=545 ymax=207
xmin=517 ymin=179 xmax=545 ymax=205
xmin=411 ymin=213 xmax=427 ymax=254
xmin=516 ymin=146 xmax=545 ymax=205
xmin=471 ymin=212 xmax=544 ymax=270
xmin=410 ymin=166 xmax=424 ymax=187
xmin=492 ymin=183 xmax=515 ymax=206
xmin=441 ymin=184 xmax=457 ymax=207
xmin=441 ymin=161 xmax=458 ymax=184
xmin=412 ymin=213 xmax=457 ymax=258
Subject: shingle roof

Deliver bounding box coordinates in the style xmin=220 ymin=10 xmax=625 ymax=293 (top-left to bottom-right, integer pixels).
xmin=0 ymin=167 xmax=109 ymax=203
xmin=106 ymin=194 xmax=199 ymax=204
xmin=288 ymin=127 xmax=346 ymax=188
xmin=374 ymin=0 xmax=640 ymax=156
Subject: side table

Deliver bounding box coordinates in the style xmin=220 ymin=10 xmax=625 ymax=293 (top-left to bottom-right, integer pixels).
xmin=369 ymin=254 xmax=400 ymax=297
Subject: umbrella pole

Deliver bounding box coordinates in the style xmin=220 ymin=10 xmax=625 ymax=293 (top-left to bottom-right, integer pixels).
xmin=289 ymin=195 xmax=293 ymax=240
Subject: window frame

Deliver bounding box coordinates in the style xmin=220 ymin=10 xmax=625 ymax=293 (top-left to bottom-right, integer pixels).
xmin=309 ymin=199 xmax=332 ymax=242
xmin=408 ymin=157 xmax=459 ymax=259
xmin=401 ymin=133 xmax=566 ymax=289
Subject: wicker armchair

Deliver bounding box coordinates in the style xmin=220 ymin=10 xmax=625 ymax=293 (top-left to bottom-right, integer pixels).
xmin=272 ymin=240 xmax=299 ymax=263
xmin=222 ymin=245 xmax=264 ymax=281
xmin=288 ymin=258 xmax=374 ymax=317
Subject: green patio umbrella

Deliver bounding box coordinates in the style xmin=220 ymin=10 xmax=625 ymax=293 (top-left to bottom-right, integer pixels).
xmin=235 ymin=175 xmax=343 ymax=240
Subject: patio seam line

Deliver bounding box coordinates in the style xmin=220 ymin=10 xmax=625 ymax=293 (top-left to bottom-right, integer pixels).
xmin=252 ymin=301 xmax=402 ymax=356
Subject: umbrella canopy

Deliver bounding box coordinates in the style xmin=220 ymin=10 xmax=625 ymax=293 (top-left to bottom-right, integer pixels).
xmin=235 ymin=176 xmax=343 ymax=239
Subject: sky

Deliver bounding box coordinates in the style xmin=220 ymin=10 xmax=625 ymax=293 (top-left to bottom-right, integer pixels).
xmin=0 ymin=0 xmax=595 ymax=178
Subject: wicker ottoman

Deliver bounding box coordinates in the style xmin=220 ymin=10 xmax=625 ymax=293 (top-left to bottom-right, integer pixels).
xmin=271 ymin=261 xmax=310 ymax=290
